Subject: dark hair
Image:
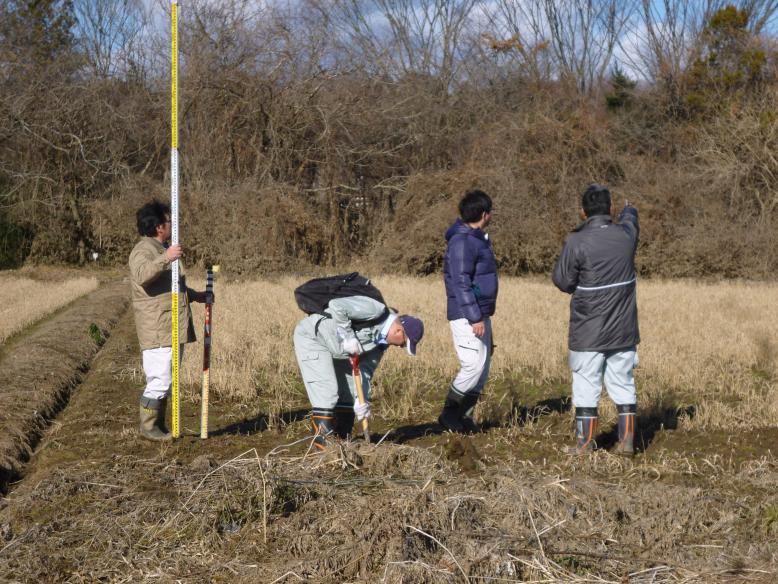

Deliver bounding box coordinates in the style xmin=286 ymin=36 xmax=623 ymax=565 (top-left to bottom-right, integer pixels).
xmin=136 ymin=200 xmax=171 ymax=237
xmin=581 ymin=184 xmax=611 ymax=217
xmin=458 ymin=189 xmax=492 ymax=223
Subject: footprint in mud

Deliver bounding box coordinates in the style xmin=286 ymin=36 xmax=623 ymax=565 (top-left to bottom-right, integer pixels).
xmin=442 ymin=435 xmax=482 ymax=472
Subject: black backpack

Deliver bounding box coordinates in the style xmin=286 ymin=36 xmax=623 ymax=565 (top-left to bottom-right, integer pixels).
xmin=294 ymin=272 xmax=389 ymax=329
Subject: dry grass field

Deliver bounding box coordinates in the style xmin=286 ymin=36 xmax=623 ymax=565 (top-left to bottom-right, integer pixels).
xmin=0 ymin=274 xmax=99 ymax=343
xmin=2 ymin=274 xmax=778 ymax=582
xmin=183 ymin=276 xmax=778 ymax=432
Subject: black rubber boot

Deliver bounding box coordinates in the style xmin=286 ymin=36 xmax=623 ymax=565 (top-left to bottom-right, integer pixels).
xmin=566 ymin=407 xmax=598 ymax=455
xmin=460 ymin=392 xmax=481 ymax=434
xmin=311 ymin=409 xmax=336 ymax=450
xmin=438 ymin=387 xmax=465 ymax=433
xmin=334 ymin=405 xmax=355 ymax=439
xmin=613 ymin=403 xmax=636 ymax=457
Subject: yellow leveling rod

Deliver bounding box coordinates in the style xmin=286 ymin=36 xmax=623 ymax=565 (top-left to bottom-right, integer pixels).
xmin=170 ymin=0 xmax=181 ymax=438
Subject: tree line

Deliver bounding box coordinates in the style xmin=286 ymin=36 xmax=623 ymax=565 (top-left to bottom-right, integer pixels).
xmin=1 ymin=0 xmax=777 ymax=277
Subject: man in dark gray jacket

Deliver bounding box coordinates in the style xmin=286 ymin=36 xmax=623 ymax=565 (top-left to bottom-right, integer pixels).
xmin=552 ymin=184 xmax=639 ymax=456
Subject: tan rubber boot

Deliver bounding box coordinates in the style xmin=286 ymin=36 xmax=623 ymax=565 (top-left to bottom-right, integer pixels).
xmin=139 ymin=397 xmax=172 ymax=442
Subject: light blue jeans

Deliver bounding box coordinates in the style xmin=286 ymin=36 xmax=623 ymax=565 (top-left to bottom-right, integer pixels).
xmin=569 ymin=348 xmax=638 ymax=408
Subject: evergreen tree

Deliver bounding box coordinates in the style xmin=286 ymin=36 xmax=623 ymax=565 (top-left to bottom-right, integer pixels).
xmin=685 ymin=5 xmax=767 ymax=112
xmin=1 ymin=0 xmax=76 ymax=65
xmin=606 ymin=65 xmax=636 ymax=110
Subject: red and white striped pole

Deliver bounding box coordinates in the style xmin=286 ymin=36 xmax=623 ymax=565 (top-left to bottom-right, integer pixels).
xmin=200 ymin=265 xmax=218 ymax=439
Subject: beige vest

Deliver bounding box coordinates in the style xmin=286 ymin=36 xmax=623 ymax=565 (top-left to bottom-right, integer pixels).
xmin=129 ymin=237 xmax=196 ymax=350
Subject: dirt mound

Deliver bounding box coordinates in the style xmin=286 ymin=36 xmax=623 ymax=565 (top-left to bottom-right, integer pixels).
xmin=0 ymin=281 xmax=128 ymax=492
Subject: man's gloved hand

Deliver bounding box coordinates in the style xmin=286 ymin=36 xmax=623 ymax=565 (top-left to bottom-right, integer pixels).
xmin=341 ymin=336 xmax=363 ymax=356
xmin=353 ymin=401 xmax=371 ymax=421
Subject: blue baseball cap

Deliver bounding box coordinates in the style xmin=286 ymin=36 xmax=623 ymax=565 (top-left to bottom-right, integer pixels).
xmin=399 ymin=315 xmax=424 ymax=356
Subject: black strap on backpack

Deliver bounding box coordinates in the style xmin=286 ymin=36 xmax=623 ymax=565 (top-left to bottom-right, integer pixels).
xmin=295 ymin=272 xmax=390 ymax=331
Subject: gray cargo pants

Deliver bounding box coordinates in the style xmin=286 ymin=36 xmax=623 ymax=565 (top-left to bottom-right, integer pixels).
xmin=293 ymin=315 xmax=383 ymax=410
xmin=569 ymin=348 xmax=638 ymax=408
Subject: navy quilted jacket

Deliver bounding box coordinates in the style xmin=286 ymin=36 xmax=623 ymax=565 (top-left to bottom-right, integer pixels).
xmin=443 ymin=219 xmax=499 ymax=323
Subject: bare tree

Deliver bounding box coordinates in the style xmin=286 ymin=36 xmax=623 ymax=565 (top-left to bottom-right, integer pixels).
xmin=472 ymin=0 xmax=554 ymax=86
xmin=476 ymin=0 xmax=636 ymax=94
xmin=315 ymin=0 xmax=479 ymax=90
xmin=72 ymin=0 xmax=148 ymax=78
xmin=542 ymin=0 xmax=637 ymax=94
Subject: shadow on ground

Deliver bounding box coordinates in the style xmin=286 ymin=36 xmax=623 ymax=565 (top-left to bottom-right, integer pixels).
xmin=386 ymin=393 xmax=698 ymax=457
xmin=483 ymin=394 xmax=572 ymax=429
xmin=596 ymin=404 xmax=697 ymax=452
xmin=210 ymin=408 xmax=310 ymax=436
xmin=387 ymin=394 xmax=572 ymax=444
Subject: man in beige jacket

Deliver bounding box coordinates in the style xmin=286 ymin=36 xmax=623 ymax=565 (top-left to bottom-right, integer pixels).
xmin=129 ymin=200 xmax=207 ymax=441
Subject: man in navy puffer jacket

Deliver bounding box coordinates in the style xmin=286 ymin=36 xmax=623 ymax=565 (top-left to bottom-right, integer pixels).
xmin=439 ymin=190 xmax=499 ymax=433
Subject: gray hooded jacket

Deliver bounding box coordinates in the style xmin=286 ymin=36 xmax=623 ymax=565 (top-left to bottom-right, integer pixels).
xmin=552 ymin=207 xmax=640 ymax=352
